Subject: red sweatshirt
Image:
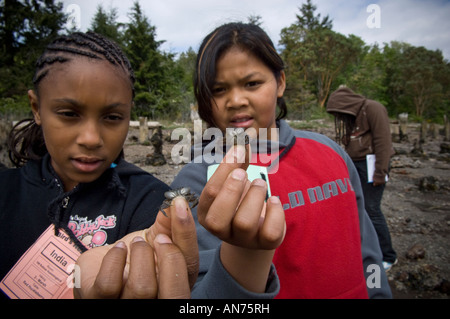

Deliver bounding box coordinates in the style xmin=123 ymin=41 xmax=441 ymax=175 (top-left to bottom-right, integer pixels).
xmin=263 ymin=138 xmax=368 ymax=298
xmin=171 ymin=120 xmax=392 ymax=299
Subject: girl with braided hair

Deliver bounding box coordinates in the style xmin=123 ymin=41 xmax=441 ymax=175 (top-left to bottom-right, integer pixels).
xmin=0 ymin=32 xmax=282 ymax=299
xmin=0 ymin=31 xmax=190 ymax=299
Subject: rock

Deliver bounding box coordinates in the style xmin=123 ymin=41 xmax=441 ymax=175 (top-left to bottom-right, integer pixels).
xmin=418 ymin=176 xmax=440 ymax=191
xmin=411 ymin=139 xmax=424 ymax=156
xmin=440 ymin=142 xmax=450 ymax=154
xmin=145 ymin=154 xmax=166 ymax=166
xmin=128 ymin=135 xmax=138 ymax=142
xmin=406 ymin=243 xmax=426 ymax=260
xmin=394 ymin=264 xmax=442 ymax=292
xmin=437 ymin=279 xmax=450 ymax=295
xmin=145 ymin=127 xmax=166 ymax=166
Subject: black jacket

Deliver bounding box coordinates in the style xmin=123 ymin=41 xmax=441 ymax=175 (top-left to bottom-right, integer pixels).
xmin=0 ymin=154 xmax=169 ymax=282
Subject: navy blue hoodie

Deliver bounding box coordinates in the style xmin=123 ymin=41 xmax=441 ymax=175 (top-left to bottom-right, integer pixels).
xmin=0 ymin=154 xmax=169 ymax=283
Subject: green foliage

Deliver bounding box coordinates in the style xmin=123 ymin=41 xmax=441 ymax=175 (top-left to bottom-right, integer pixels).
xmin=1 ymin=0 xmax=448 ymax=123
xmin=0 ymin=95 xmax=31 ymax=120
xmin=279 ymin=1 xmax=449 ymax=122
xmin=280 ymin=0 xmax=362 ymax=112
xmin=123 ymin=1 xmax=165 ymax=118
xmin=121 ymin=1 xmax=195 ymax=121
xmin=381 ymin=42 xmax=450 ymax=121
xmin=88 ymin=5 xmax=124 ymax=44
xmin=0 ymin=0 xmax=67 ymax=97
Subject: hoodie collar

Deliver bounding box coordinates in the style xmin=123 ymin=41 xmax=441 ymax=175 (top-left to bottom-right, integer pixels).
xmin=192 ymin=120 xmax=296 ymax=165
xmin=35 ymin=153 xmax=127 ymax=197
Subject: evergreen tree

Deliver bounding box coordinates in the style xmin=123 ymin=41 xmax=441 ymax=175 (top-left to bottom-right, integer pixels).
xmin=280 ymin=0 xmax=361 ymax=114
xmin=88 ymin=4 xmax=123 ymax=45
xmin=122 ymin=1 xmax=167 ymax=119
xmin=0 ymin=0 xmax=67 ymax=97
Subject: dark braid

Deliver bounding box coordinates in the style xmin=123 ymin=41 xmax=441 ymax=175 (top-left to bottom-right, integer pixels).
xmin=33 ymin=31 xmax=135 ymax=94
xmin=334 ymin=114 xmax=356 ymax=146
xmin=8 ymin=31 xmax=135 ymax=167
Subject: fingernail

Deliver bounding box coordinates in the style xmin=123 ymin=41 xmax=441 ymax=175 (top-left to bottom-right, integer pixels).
xmin=132 ymin=236 xmax=145 ymax=243
xmin=225 ymin=145 xmax=245 ymax=164
xmin=233 ymin=145 xmax=246 ymax=163
xmin=268 ymin=196 xmax=281 ymax=205
xmin=174 ymin=197 xmax=188 ymax=220
xmin=231 ymin=168 xmax=246 ymax=181
xmin=155 ymin=234 xmax=172 ymax=244
xmin=252 ymin=178 xmax=267 ymax=187
xmin=115 ymin=241 xmax=126 ymax=249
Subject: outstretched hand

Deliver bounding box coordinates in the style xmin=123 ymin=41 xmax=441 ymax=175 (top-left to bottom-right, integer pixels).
xmin=196 ymin=144 xmax=286 ymax=293
xmin=197 ymin=144 xmax=286 ymax=250
xmin=74 ymin=197 xmax=198 ymax=299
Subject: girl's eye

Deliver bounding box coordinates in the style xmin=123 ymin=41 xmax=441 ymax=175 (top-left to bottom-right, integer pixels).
xmin=58 ymin=110 xmax=79 ymax=118
xmin=104 ymin=114 xmax=124 ymax=122
xmin=212 ymin=87 xmax=226 ymax=95
xmin=246 ymin=81 xmax=260 ymax=88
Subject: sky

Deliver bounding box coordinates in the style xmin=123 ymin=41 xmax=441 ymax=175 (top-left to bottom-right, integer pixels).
xmin=60 ymin=0 xmax=450 ymax=60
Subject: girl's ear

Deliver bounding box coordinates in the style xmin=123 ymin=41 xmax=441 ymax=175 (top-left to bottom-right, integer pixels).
xmin=277 ymin=71 xmax=286 ymax=98
xmin=28 ymin=90 xmax=41 ymax=125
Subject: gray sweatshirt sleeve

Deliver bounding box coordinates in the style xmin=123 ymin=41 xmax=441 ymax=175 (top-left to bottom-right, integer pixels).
xmin=191 ymin=246 xmax=280 ymax=299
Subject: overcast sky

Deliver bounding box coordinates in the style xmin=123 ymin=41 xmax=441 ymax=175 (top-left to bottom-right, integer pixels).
xmin=60 ymin=0 xmax=450 ymax=60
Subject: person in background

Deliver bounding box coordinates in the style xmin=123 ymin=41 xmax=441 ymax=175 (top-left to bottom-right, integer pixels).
xmin=326 ymin=86 xmax=398 ymax=271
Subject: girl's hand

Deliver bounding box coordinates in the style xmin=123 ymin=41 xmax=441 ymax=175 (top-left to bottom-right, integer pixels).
xmin=74 ymin=197 xmax=198 ymax=299
xmin=197 ymin=145 xmax=286 ymax=250
xmin=196 ymin=145 xmax=285 ymax=292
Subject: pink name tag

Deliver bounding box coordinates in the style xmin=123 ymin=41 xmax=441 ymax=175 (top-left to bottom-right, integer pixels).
xmin=1 ymin=225 xmax=82 ymax=299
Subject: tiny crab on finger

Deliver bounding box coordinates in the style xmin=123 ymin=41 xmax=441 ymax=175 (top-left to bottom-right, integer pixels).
xmin=159 ymin=187 xmax=199 ymax=217
xmin=224 ymin=127 xmax=250 ymax=146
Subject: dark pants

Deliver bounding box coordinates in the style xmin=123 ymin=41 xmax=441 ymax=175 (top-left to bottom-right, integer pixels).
xmin=353 ymin=160 xmax=397 ymax=263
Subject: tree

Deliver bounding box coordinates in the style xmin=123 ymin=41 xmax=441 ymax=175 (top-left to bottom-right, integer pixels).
xmin=122 ymin=1 xmax=167 ymax=119
xmin=398 ymin=46 xmax=448 ymax=118
xmin=280 ymin=0 xmax=361 ymax=111
xmin=88 ymin=4 xmax=123 ymax=45
xmin=176 ymin=47 xmax=196 ymax=99
xmin=337 ymin=43 xmax=388 ymax=106
xmin=294 ymin=0 xmax=332 ymax=31
xmin=0 ymin=0 xmax=67 ymax=97
xmin=247 ymin=14 xmax=263 ymax=27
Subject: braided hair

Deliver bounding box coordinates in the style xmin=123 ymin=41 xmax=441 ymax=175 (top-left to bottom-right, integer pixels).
xmin=8 ymin=32 xmax=135 ymax=167
xmin=333 ymin=113 xmax=356 ymax=146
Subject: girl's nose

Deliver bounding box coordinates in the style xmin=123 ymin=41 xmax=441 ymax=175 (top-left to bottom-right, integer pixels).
xmin=76 ymin=120 xmax=103 ymax=149
xmin=226 ymin=88 xmax=248 ymax=109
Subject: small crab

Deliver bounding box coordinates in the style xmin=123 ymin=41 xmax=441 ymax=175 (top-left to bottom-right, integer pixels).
xmin=159 ymin=187 xmax=199 ymax=217
xmin=224 ymin=127 xmax=250 ymax=146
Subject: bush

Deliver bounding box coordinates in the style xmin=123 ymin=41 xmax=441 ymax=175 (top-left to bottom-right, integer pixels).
xmin=0 ymin=96 xmax=31 ymax=121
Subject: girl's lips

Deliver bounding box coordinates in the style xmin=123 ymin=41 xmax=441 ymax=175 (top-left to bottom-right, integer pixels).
xmin=230 ymin=116 xmax=254 ymax=128
xmin=71 ymin=158 xmax=104 ymax=173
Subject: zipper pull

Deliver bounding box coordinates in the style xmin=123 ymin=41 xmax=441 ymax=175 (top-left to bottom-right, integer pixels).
xmin=62 ymin=197 xmax=69 ymax=209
